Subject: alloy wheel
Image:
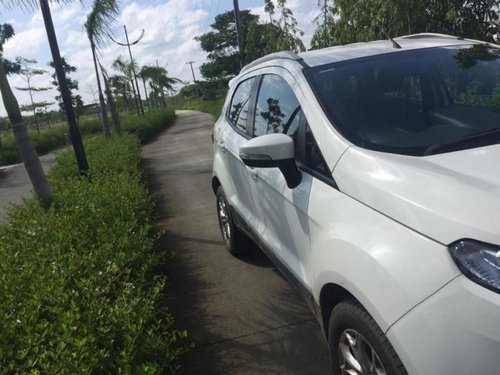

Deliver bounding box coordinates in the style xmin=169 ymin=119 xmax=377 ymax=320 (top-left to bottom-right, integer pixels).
xmin=217 ymin=195 xmax=231 ymax=246
xmin=338 ymin=329 xmax=387 ymax=375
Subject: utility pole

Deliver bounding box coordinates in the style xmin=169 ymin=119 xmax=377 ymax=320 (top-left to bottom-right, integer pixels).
xmin=110 ymin=26 xmax=145 ymax=115
xmin=186 ymin=61 xmax=201 ymax=102
xmin=39 ymin=0 xmax=88 ymax=174
xmin=233 ymin=0 xmax=244 ymax=68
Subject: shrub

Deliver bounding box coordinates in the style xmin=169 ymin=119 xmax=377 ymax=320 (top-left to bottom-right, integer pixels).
xmin=0 ymin=134 xmax=186 ymax=373
xmin=121 ymin=109 xmax=175 ymax=143
xmin=0 ymin=108 xmax=175 ymax=166
xmin=177 ymin=100 xmax=224 ymax=119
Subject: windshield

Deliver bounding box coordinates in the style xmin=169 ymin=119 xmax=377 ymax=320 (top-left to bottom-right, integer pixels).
xmin=305 ymin=45 xmax=500 ymax=156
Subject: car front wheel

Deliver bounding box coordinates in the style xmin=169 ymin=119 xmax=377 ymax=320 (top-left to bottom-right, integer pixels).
xmin=216 ymin=186 xmax=245 ymax=256
xmin=329 ymin=299 xmax=407 ymax=375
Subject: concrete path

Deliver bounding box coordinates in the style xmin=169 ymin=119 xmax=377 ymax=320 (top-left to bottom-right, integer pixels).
xmin=142 ymin=110 xmax=331 ymax=374
xmin=0 ymin=152 xmax=57 ymax=222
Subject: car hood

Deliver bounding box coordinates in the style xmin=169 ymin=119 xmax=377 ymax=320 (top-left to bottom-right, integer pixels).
xmin=333 ymin=144 xmax=500 ymax=245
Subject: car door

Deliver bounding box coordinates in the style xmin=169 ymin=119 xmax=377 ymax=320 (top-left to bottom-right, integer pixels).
xmin=219 ymin=76 xmax=263 ymax=233
xmin=248 ymin=71 xmax=315 ymax=291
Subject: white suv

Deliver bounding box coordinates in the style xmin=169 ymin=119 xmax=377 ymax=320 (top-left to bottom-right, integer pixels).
xmin=212 ymin=33 xmax=500 ymax=375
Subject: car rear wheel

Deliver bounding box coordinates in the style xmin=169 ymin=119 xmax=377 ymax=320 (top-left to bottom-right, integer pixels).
xmin=216 ymin=186 xmax=245 ymax=256
xmin=329 ymin=299 xmax=407 ymax=375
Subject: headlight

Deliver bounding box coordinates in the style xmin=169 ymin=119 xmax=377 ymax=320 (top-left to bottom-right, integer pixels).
xmin=450 ymin=239 xmax=500 ymax=293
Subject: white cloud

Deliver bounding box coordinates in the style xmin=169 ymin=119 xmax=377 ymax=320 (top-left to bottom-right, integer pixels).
xmin=0 ymin=0 xmax=320 ymax=116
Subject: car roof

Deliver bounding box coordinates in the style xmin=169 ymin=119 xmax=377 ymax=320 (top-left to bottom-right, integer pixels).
xmin=239 ymin=33 xmax=489 ymax=75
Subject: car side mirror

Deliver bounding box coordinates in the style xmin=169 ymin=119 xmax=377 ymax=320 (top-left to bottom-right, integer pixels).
xmin=239 ymin=133 xmax=302 ymax=189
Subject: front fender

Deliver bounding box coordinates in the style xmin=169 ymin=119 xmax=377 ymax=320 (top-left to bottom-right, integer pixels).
xmin=309 ymin=179 xmax=461 ymax=332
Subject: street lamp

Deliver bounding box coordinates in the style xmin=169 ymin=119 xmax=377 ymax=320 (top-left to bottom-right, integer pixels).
xmin=109 ymin=26 xmax=145 ymax=115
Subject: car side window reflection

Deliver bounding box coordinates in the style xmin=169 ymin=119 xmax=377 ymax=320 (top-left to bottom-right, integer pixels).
xmin=228 ymin=77 xmax=256 ymax=133
xmin=254 ymin=75 xmax=301 ymax=138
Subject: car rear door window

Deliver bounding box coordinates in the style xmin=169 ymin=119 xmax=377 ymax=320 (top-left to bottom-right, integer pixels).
xmin=253 ymin=74 xmax=301 ymax=138
xmin=228 ymin=77 xmax=256 ymax=134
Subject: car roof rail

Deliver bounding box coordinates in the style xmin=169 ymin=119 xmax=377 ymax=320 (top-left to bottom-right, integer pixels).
xmin=240 ymin=51 xmax=308 ymax=73
xmin=397 ymin=33 xmax=464 ymax=40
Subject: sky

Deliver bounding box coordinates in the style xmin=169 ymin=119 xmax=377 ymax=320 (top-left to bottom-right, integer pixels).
xmin=0 ymin=0 xmax=320 ymax=116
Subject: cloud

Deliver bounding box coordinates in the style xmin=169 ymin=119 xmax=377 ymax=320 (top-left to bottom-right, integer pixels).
xmin=0 ymin=0 xmax=320 ymax=116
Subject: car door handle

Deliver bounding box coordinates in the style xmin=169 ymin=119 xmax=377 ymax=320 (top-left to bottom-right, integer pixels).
xmin=218 ymin=140 xmax=226 ymax=152
xmin=248 ymin=167 xmax=258 ymax=180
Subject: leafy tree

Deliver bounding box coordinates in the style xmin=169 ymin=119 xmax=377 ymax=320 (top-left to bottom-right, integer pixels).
xmin=311 ymin=0 xmax=337 ymax=49
xmin=49 ymin=57 xmax=83 ymax=121
xmin=139 ymin=65 xmax=181 ymax=108
xmin=15 ymin=58 xmax=52 ymax=133
xmin=196 ymin=10 xmax=290 ymax=80
xmin=273 ymin=0 xmax=305 ymax=53
xmin=195 ymin=10 xmax=253 ymax=79
xmin=112 ymin=55 xmax=140 ymax=113
xmin=109 ymin=75 xmax=132 ymax=110
xmin=0 ymin=23 xmax=51 ymax=207
xmin=314 ymin=0 xmax=500 ymax=46
xmin=85 ymin=0 xmax=119 ymax=137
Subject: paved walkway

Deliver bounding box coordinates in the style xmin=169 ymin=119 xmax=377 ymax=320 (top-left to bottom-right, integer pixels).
xmin=0 ymin=152 xmax=57 ymax=222
xmin=142 ymin=110 xmax=331 ymax=374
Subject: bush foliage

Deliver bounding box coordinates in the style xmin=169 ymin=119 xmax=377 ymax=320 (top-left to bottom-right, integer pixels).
xmin=0 ymin=108 xmax=175 ymax=165
xmin=177 ymin=100 xmax=224 ymax=120
xmin=0 ymin=118 xmax=184 ymax=372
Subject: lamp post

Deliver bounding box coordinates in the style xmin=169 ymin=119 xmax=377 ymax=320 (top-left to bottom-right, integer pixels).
xmin=110 ymin=26 xmax=145 ymax=114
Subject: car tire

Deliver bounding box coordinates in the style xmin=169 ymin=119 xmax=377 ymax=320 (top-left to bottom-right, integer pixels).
xmin=329 ymin=299 xmax=407 ymax=375
xmin=216 ymin=186 xmax=246 ymax=256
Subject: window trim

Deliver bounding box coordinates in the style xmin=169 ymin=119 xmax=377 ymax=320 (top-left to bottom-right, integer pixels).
xmin=296 ymin=112 xmax=338 ymax=190
xmin=225 ymin=76 xmax=257 ymax=140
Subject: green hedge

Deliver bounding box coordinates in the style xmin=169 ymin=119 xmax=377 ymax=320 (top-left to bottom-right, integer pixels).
xmin=121 ymin=109 xmax=175 ymax=144
xmin=0 ymin=109 xmax=175 ymax=166
xmin=177 ymin=100 xmax=224 ymax=119
xmin=0 ymin=133 xmax=185 ymax=373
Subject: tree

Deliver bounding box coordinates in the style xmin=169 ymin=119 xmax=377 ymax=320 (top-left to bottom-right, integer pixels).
xmin=273 ymin=0 xmax=305 ymax=53
xmin=311 ymin=0 xmax=337 ymax=49
xmin=139 ymin=65 xmax=181 ymax=108
xmin=112 ymin=55 xmax=140 ymax=113
xmin=138 ymin=66 xmax=151 ymax=111
xmin=196 ymin=10 xmax=287 ymax=80
xmin=15 ymin=58 xmax=52 ymax=133
xmin=49 ymin=57 xmax=83 ymax=122
xmin=99 ymin=62 xmax=121 ymax=134
xmin=85 ymin=0 xmax=119 ymax=138
xmin=316 ymin=0 xmax=500 ymax=46
xmin=0 ymin=23 xmax=51 ymax=207
xmin=109 ymin=75 xmax=132 ymax=111
xmin=195 ymin=10 xmax=249 ymax=80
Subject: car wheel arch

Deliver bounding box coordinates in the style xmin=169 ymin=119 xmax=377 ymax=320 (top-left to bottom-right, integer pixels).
xmin=212 ymin=176 xmax=221 ymax=195
xmin=319 ymin=283 xmax=359 ymax=340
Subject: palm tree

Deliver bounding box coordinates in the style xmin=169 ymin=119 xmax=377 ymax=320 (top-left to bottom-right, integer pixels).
xmin=85 ymin=0 xmax=119 ymax=138
xmin=140 ymin=65 xmax=181 ymax=108
xmin=112 ymin=55 xmax=140 ymax=114
xmin=0 ymin=23 xmax=51 ymax=208
xmin=138 ymin=66 xmax=151 ymax=111
xmin=99 ymin=62 xmax=122 ymax=135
